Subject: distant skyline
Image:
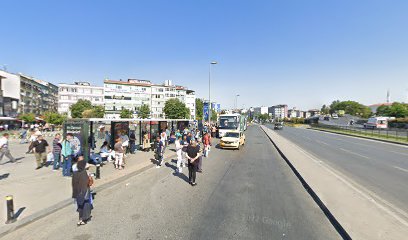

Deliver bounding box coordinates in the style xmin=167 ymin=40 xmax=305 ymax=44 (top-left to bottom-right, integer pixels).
xmin=1 ymin=0 xmax=407 ymax=110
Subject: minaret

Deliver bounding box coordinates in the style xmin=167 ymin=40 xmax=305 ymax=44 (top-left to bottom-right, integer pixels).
xmin=386 ymin=89 xmax=390 ymax=103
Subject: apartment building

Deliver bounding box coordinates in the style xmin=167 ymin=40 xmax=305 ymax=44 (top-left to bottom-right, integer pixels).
xmin=58 ymin=82 xmax=104 ymax=115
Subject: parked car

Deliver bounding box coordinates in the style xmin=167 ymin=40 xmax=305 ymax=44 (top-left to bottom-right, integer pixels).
xmin=219 ymin=131 xmax=245 ymax=150
xmin=332 ymin=113 xmax=339 ymax=119
xmin=324 ymin=115 xmax=330 ymax=121
xmin=274 ymin=122 xmax=284 ymax=130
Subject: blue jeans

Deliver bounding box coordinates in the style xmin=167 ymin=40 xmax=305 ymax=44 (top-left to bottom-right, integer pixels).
xmin=53 ymin=153 xmax=61 ymax=170
xmin=62 ymin=155 xmax=72 ymax=176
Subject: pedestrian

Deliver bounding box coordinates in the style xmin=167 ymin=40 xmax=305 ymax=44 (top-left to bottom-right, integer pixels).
xmin=129 ymin=131 xmax=136 ymax=154
xmin=160 ymin=131 xmax=167 ymax=153
xmin=175 ymin=136 xmax=183 ymax=173
xmin=142 ymin=132 xmax=150 ymax=152
xmin=20 ymin=128 xmax=28 ymax=144
xmin=114 ymin=137 xmax=124 ymax=170
xmin=32 ymin=135 xmax=50 ymax=170
xmin=72 ymin=157 xmax=93 ymax=226
xmin=155 ymin=136 xmax=164 ymax=168
xmin=52 ymin=133 xmax=63 ymax=171
xmin=0 ymin=133 xmax=16 ymax=164
xmin=26 ymin=130 xmax=37 ymax=153
xmin=203 ymin=132 xmax=211 ymax=158
xmin=165 ymin=127 xmax=170 ymax=145
xmin=186 ymin=139 xmax=200 ymax=186
xmin=62 ymin=133 xmax=74 ymax=177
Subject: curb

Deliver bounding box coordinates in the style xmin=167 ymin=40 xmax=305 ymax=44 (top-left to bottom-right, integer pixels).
xmin=0 ymin=152 xmax=176 ymax=238
xmin=259 ymin=126 xmax=352 ymax=240
xmin=309 ymin=128 xmax=408 ymax=146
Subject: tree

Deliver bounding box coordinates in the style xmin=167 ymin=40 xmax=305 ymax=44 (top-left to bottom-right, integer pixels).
xmin=92 ymin=105 xmax=105 ymax=118
xmin=163 ymin=98 xmax=190 ymax=119
xmin=211 ymin=109 xmax=217 ymax=122
xmin=70 ymin=99 xmax=93 ymax=118
xmin=44 ymin=112 xmax=66 ymax=125
xmin=321 ymin=104 xmax=330 ymax=115
xmin=120 ymin=109 xmax=134 ymax=119
xmin=195 ymin=98 xmax=204 ymax=120
xmin=138 ymin=104 xmax=150 ymax=119
xmin=18 ymin=113 xmax=36 ymax=123
xmin=329 ymin=100 xmax=372 ymax=118
xmin=377 ymin=102 xmax=408 ymax=118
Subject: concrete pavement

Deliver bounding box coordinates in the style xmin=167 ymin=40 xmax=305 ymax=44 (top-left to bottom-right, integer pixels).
xmin=0 ymin=137 xmax=176 ymax=236
xmin=0 ymin=126 xmax=340 ymax=240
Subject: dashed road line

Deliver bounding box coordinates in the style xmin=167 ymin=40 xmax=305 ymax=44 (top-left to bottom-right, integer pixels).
xmin=338 ymin=148 xmax=370 ymax=159
xmin=394 ymin=166 xmax=408 ymax=173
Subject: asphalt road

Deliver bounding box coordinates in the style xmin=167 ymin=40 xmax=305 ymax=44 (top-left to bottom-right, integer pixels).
xmin=267 ymin=125 xmax=408 ymax=214
xmin=1 ymin=126 xmax=339 ymax=240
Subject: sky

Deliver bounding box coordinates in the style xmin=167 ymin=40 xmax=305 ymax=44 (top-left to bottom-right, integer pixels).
xmin=1 ymin=0 xmax=407 ymax=110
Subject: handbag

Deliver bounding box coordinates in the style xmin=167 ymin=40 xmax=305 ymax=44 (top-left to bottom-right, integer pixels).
xmin=88 ymin=175 xmax=94 ymax=187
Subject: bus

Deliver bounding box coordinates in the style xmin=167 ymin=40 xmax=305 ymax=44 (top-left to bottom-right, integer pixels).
xmin=218 ymin=113 xmax=245 ymax=137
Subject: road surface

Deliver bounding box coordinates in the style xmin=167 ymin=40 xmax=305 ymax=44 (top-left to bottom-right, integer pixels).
xmin=268 ymin=125 xmax=408 ymax=215
xmin=1 ymin=126 xmax=340 ymax=240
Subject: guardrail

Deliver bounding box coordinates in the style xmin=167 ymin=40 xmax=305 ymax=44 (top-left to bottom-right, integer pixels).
xmin=311 ymin=124 xmax=408 ymax=143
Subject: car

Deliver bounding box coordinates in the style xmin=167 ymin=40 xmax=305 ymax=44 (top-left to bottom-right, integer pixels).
xmin=324 ymin=115 xmax=330 ymax=121
xmin=332 ymin=113 xmax=339 ymax=119
xmin=219 ymin=131 xmax=245 ymax=150
xmin=274 ymin=122 xmax=283 ymax=130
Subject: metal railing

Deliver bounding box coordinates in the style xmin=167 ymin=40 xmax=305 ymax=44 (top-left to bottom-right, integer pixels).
xmin=311 ymin=124 xmax=408 ymax=143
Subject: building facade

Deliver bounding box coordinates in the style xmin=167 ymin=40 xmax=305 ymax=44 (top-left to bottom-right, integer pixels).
xmin=268 ymin=104 xmax=288 ymax=120
xmin=254 ymin=106 xmax=269 ymax=115
xmin=104 ymin=79 xmax=196 ymax=119
xmin=58 ymin=82 xmax=104 ymax=115
xmin=19 ymin=74 xmax=58 ymax=115
xmin=0 ymin=70 xmax=20 ymax=117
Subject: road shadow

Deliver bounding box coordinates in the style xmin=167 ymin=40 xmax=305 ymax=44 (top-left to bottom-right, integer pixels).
xmin=165 ymin=162 xmax=190 ymax=183
xmin=14 ymin=207 xmax=26 ymax=220
xmin=169 ymin=149 xmax=176 ymax=152
xmin=150 ymin=158 xmax=159 ymax=165
xmin=0 ymin=173 xmax=10 ymax=180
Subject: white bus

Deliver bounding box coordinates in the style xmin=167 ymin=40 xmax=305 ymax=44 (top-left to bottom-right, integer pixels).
xmin=218 ymin=113 xmax=244 ymax=137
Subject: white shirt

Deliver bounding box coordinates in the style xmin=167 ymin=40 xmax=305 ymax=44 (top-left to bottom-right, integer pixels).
xmin=0 ymin=137 xmax=8 ymax=149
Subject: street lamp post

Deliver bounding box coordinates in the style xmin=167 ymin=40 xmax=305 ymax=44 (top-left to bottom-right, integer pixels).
xmin=208 ymin=61 xmax=217 ymax=123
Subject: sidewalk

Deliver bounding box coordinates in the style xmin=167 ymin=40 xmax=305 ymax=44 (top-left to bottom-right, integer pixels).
xmin=0 ymin=137 xmax=176 ymax=235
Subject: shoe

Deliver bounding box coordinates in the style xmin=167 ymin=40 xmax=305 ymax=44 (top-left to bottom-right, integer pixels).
xmin=52 ymin=169 xmax=57 ymax=172
xmin=35 ymin=166 xmax=42 ymax=170
xmin=192 ymin=182 xmax=197 ymax=186
xmin=156 ymin=165 xmax=161 ymax=168
xmin=178 ymin=168 xmax=182 ymax=173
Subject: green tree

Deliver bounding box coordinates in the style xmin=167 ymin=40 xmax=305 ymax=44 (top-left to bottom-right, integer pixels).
xmin=70 ymin=99 xmax=93 ymax=118
xmin=44 ymin=112 xmax=66 ymax=125
xmin=163 ymin=98 xmax=190 ymax=119
xmin=18 ymin=113 xmax=36 ymax=123
xmin=378 ymin=102 xmax=408 ymax=118
xmin=329 ymin=100 xmax=372 ymax=118
xmin=211 ymin=109 xmax=217 ymax=122
xmin=92 ymin=105 xmax=105 ymax=118
xmin=195 ymin=98 xmax=204 ymax=120
xmin=138 ymin=104 xmax=150 ymax=119
xmin=120 ymin=109 xmax=134 ymax=119
xmin=321 ymin=104 xmax=330 ymax=115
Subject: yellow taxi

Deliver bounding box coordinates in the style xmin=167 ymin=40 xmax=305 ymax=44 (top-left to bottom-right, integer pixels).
xmin=219 ymin=131 xmax=245 ymax=150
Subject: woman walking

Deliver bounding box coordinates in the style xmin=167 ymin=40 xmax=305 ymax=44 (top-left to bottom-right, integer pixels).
xmin=72 ymin=158 xmax=93 ymax=226
xmin=114 ymin=137 xmax=124 ymax=170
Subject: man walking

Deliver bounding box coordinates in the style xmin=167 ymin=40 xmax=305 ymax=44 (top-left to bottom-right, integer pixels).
xmin=203 ymin=132 xmax=211 ymax=158
xmin=0 ymin=133 xmax=16 ymax=163
xmin=32 ymin=135 xmax=50 ymax=170
xmin=62 ymin=133 xmax=74 ymax=177
xmin=155 ymin=136 xmax=164 ymax=168
xmin=52 ymin=133 xmax=62 ymax=171
xmin=186 ymin=139 xmax=200 ymax=186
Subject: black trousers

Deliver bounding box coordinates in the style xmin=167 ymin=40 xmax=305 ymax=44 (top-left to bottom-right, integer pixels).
xmin=188 ymin=162 xmax=197 ymax=183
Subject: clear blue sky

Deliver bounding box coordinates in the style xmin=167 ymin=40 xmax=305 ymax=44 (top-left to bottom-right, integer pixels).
xmin=1 ymin=0 xmax=407 ymax=110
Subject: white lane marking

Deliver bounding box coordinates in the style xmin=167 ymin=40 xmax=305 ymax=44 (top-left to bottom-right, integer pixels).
xmin=315 ymin=139 xmax=329 ymax=146
xmin=339 ymin=148 xmax=370 ymax=159
xmin=394 ymin=166 xmax=408 ymax=173
xmin=389 ymin=151 xmax=408 ymax=157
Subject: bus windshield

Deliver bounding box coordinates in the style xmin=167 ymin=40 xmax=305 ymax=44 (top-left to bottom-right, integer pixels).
xmin=219 ymin=116 xmax=239 ymax=129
